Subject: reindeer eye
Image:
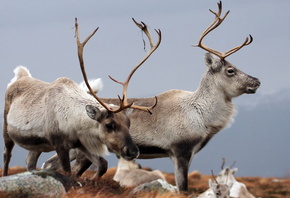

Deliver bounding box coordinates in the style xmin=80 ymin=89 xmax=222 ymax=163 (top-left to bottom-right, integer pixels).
xmin=226 ymin=68 xmax=235 ymax=75
xmin=105 ymin=122 xmax=115 ymax=131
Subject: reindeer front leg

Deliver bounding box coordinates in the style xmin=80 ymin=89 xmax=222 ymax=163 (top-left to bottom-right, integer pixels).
xmin=55 ymin=146 xmax=71 ymax=173
xmin=171 ymin=145 xmax=193 ymax=193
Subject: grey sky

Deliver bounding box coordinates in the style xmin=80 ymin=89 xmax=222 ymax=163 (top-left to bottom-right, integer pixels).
xmin=0 ymin=1 xmax=290 ymax=177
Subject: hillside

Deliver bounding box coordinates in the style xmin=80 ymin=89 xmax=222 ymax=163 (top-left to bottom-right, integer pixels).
xmin=1 ymin=166 xmax=290 ymax=197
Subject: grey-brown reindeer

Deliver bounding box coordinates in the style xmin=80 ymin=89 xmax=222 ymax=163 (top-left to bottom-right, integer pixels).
xmin=42 ymin=1 xmax=260 ymax=192
xmin=2 ymin=18 xmax=161 ymax=177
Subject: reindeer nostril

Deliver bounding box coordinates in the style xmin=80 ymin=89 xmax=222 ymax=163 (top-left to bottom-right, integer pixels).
xmin=122 ymin=145 xmax=139 ymax=160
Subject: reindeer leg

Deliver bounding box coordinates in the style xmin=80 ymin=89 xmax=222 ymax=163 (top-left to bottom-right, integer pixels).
xmin=91 ymin=156 xmax=107 ymax=179
xmin=3 ymin=134 xmax=14 ymax=176
xmin=75 ymin=147 xmax=108 ymax=179
xmin=72 ymin=149 xmax=92 ymax=176
xmin=42 ymin=149 xmax=77 ymax=170
xmin=26 ymin=151 xmax=41 ymax=171
xmin=171 ymin=145 xmax=193 ymax=193
xmin=55 ymin=147 xmax=71 ymax=173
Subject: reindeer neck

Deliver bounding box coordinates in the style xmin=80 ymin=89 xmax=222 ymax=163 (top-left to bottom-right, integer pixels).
xmin=182 ymin=73 xmax=235 ymax=133
xmin=193 ymin=72 xmax=233 ymax=105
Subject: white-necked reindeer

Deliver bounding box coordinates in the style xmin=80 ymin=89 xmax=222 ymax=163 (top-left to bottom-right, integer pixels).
xmin=198 ymin=171 xmax=232 ymax=198
xmin=113 ymin=156 xmax=166 ymax=187
xmin=2 ymin=18 xmax=161 ymax=177
xmin=216 ymin=159 xmax=255 ymax=198
xmin=42 ymin=2 xmax=260 ymax=192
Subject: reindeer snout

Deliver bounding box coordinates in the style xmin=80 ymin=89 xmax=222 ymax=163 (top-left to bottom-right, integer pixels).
xmin=121 ymin=145 xmax=140 ymax=161
xmin=246 ymin=77 xmax=260 ymax=94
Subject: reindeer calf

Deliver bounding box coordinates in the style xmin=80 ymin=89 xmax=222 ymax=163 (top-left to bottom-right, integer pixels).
xmin=113 ymin=157 xmax=166 ymax=187
xmin=217 ymin=167 xmax=255 ymax=198
xmin=198 ymin=171 xmax=233 ymax=198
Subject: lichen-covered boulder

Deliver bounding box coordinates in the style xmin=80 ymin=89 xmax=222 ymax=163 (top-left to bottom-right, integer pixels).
xmin=0 ymin=169 xmax=78 ymax=198
xmin=130 ymin=179 xmax=178 ymax=195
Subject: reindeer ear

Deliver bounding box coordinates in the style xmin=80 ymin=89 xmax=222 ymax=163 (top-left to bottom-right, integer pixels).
xmin=231 ymin=168 xmax=238 ymax=175
xmin=86 ymin=105 xmax=107 ymax=121
xmin=209 ymin=179 xmax=216 ymax=189
xmin=204 ymin=53 xmax=222 ymax=72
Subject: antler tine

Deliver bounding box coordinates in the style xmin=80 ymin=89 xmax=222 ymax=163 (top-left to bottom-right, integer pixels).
xmin=211 ymin=170 xmax=218 ymax=184
xmin=221 ymin=157 xmax=226 ymax=170
xmin=193 ymin=1 xmax=230 ymax=58
xmin=108 ymin=18 xmax=161 ymax=114
xmin=193 ymin=1 xmax=253 ymax=60
xmin=75 ymin=18 xmax=112 ymax=112
xmin=223 ymin=35 xmax=253 ymax=59
xmin=230 ymin=160 xmax=237 ymax=169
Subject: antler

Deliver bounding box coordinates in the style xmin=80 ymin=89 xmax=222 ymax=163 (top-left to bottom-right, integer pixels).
xmin=230 ymin=160 xmax=236 ymax=168
xmin=75 ymin=18 xmax=160 ymax=114
xmin=108 ymin=18 xmax=161 ymax=114
xmin=193 ymin=1 xmax=253 ymax=60
xmin=221 ymin=157 xmax=226 ymax=170
xmin=211 ymin=170 xmax=218 ymax=184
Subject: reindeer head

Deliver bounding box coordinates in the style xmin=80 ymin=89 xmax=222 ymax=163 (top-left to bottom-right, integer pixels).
xmin=216 ymin=158 xmax=238 ymax=185
xmin=85 ymin=105 xmax=138 ymax=160
xmin=204 ymin=53 xmax=260 ymax=98
xmin=75 ymin=18 xmax=161 ymax=160
xmin=194 ymin=1 xmax=260 ymax=99
xmin=209 ymin=170 xmax=233 ymax=198
xmin=209 ymin=179 xmax=231 ymax=198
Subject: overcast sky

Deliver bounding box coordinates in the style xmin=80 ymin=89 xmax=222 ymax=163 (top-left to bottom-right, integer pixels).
xmin=0 ymin=1 xmax=290 ymax=178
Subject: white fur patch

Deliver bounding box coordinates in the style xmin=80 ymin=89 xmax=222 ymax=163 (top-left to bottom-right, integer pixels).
xmin=79 ymin=78 xmax=103 ymax=93
xmin=7 ymin=66 xmax=32 ymax=88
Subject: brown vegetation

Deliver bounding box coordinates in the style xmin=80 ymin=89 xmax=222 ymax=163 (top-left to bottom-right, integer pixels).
xmin=1 ymin=166 xmax=290 ymax=198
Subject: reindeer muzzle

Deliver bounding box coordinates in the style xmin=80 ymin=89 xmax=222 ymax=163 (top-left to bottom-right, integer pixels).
xmin=121 ymin=145 xmax=140 ymax=161
xmin=246 ymin=78 xmax=260 ymax=94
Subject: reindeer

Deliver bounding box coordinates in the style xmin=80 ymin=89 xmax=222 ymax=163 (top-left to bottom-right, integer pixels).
xmin=42 ymin=2 xmax=260 ymax=192
xmin=2 ymin=18 xmax=161 ymax=177
xmin=113 ymin=156 xmax=166 ymax=187
xmin=198 ymin=170 xmax=232 ymax=198
xmin=216 ymin=159 xmax=255 ymax=198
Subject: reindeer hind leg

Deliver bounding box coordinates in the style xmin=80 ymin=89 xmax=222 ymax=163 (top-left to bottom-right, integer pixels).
xmin=26 ymin=151 xmax=41 ymax=171
xmin=3 ymin=130 xmax=15 ymax=176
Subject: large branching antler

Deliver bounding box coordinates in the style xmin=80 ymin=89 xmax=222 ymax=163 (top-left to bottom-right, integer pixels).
xmin=193 ymin=1 xmax=253 ymax=60
xmin=75 ymin=18 xmax=160 ymax=114
xmin=108 ymin=18 xmax=161 ymax=114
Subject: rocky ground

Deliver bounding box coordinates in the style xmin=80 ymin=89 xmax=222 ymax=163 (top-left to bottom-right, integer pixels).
xmin=1 ymin=166 xmax=290 ymax=198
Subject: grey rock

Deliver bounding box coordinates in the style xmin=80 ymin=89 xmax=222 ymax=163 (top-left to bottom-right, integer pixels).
xmin=130 ymin=179 xmax=178 ymax=195
xmin=0 ymin=169 xmax=78 ymax=198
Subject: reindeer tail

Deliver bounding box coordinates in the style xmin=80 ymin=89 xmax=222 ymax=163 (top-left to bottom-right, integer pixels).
xmin=7 ymin=66 xmax=32 ymax=88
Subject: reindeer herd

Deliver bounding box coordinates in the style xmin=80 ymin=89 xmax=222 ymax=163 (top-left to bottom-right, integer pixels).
xmin=2 ymin=1 xmax=259 ymax=197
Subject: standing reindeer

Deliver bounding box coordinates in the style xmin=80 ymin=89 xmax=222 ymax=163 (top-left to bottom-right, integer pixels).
xmin=42 ymin=2 xmax=260 ymax=192
xmin=2 ymin=18 xmax=161 ymax=177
